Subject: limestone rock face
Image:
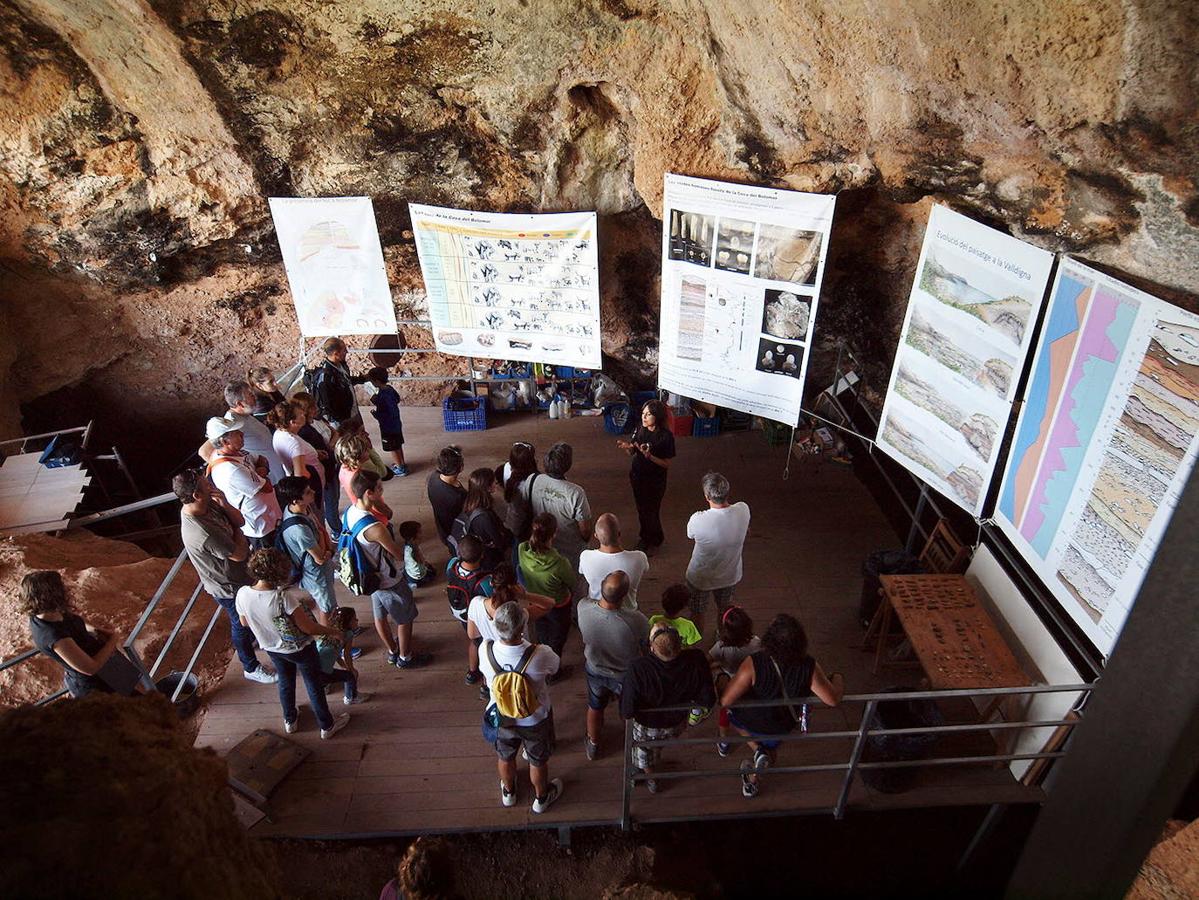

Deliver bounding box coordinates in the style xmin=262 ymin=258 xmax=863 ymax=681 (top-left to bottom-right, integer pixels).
xmin=0 ymin=0 xmax=1195 ymax=444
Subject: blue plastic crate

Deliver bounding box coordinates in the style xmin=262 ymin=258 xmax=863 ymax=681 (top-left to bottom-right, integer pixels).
xmin=442 ymin=395 xmax=487 ymax=431
xmin=629 ymin=390 xmax=657 ymax=410
xmin=603 ymin=402 xmax=635 ymax=435
xmin=692 ymin=417 xmax=720 ymax=438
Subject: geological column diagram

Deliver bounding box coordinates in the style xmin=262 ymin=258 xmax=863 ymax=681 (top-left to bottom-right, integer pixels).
xmin=876 ymin=205 xmax=1054 ymax=516
xmin=657 ymin=174 xmax=836 ymax=425
xmin=996 ymin=258 xmax=1199 ymax=655
xmin=408 ymin=205 xmax=601 ymax=369
xmin=268 ymin=197 xmax=398 ymax=337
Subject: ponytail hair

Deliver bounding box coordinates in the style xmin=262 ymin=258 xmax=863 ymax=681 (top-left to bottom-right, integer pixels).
xmin=529 ymin=512 xmax=558 ymax=553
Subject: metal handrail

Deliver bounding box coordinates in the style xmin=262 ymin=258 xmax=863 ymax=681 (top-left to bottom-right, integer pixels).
xmin=619 ymin=682 xmax=1091 ymax=829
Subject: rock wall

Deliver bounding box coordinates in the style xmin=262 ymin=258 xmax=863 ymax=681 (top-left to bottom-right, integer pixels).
xmin=0 ymin=0 xmax=1195 ymax=464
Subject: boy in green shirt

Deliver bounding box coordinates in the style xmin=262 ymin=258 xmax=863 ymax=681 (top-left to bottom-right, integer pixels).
xmin=648 ymin=584 xmax=703 ymax=647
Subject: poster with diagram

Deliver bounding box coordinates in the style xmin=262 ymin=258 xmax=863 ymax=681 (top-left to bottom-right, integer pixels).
xmin=409 ymin=204 xmax=601 ymax=369
xmin=657 ymin=174 xmax=835 ymax=425
xmin=876 ymin=205 xmax=1054 ymax=516
xmin=268 ymin=196 xmax=397 ymax=336
xmin=995 ymin=258 xmax=1199 ymax=655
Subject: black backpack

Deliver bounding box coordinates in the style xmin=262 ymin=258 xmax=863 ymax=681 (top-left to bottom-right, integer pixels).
xmin=448 ymin=507 xmax=487 ymax=554
xmin=446 ymin=560 xmax=490 ymax=614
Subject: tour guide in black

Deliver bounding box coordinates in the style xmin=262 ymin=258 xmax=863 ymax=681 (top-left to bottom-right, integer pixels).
xmin=617 ymin=399 xmax=676 ymax=552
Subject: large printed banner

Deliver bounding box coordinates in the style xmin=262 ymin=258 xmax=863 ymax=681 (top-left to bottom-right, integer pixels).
xmin=409 ymin=204 xmax=601 ymax=369
xmin=996 ymin=258 xmax=1199 ymax=655
xmin=268 ymin=196 xmax=397 ymax=336
xmin=876 ymin=205 xmax=1053 ymax=516
xmin=657 ymin=174 xmax=835 ymax=425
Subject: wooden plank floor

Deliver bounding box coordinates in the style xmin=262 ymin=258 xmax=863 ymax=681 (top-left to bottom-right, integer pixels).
xmin=194 ymin=407 xmax=1040 ymax=837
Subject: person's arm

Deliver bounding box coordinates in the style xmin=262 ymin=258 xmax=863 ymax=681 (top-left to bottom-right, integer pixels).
xmin=365 ymin=521 xmax=404 ymax=565
xmin=619 ymin=667 xmax=639 ymax=720
xmin=637 ymin=442 xmax=671 ymax=470
xmin=340 ymin=635 xmax=356 ymax=676
xmin=52 ymin=633 xmax=118 ymax=677
xmin=810 ymin=663 xmax=844 ymax=707
xmin=290 ymin=602 xmax=338 ymax=637
xmin=466 ymin=617 xmax=481 ymax=640
xmin=228 ymin=529 xmax=250 ymax=563
xmin=214 ymin=492 xmax=246 ymax=531
xmin=720 ymin=655 xmax=756 ymax=708
xmin=522 ymin=590 xmax=555 ymax=620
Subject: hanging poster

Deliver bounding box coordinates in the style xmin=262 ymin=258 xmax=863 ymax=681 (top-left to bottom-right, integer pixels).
xmin=268 ymin=196 xmax=397 ymax=336
xmin=657 ymin=174 xmax=835 ymax=425
xmin=876 ymin=205 xmax=1054 ymax=516
xmin=996 ymin=258 xmax=1199 ymax=655
xmin=409 ymin=204 xmax=601 ymax=369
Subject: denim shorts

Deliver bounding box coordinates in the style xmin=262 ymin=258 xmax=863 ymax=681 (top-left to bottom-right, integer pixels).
xmin=727 ymin=710 xmax=782 ymax=750
xmin=585 ymin=667 xmax=624 ymax=711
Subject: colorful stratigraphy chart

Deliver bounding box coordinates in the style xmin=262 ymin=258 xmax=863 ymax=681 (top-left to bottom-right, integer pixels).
xmin=996 ymin=258 xmax=1199 ymax=656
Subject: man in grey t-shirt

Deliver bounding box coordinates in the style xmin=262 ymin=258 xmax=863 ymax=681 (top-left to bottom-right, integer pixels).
xmin=577 ymin=571 xmax=649 ymax=760
xmin=529 ymin=441 xmax=593 ymax=572
xmin=174 ymin=469 xmax=275 ymax=684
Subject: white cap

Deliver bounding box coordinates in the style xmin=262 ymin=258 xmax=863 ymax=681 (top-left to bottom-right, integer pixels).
xmin=205 ymin=415 xmax=244 ymax=445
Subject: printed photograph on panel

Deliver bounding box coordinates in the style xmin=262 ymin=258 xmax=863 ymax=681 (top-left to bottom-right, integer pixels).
xmin=761 ymin=288 xmax=812 ymax=341
xmin=756 ymin=339 xmax=804 ymax=379
xmin=918 ymin=249 xmax=1034 ymax=345
xmin=893 ymin=363 xmax=998 ymax=462
xmin=754 ymin=225 xmax=822 ymax=285
xmin=905 ymin=306 xmax=1015 ymax=400
xmin=714 ymin=218 xmax=755 ymax=274
xmin=676 ymin=277 xmax=707 ymax=361
xmin=881 ymin=415 xmax=985 ymax=509
xmin=668 ymin=210 xmax=715 ymax=268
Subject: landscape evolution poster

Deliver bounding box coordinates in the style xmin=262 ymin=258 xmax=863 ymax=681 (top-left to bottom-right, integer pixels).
xmin=876 ymin=204 xmax=1053 ymax=516
xmin=409 ymin=204 xmax=602 ymax=369
xmin=657 ymin=173 xmax=836 ymax=425
xmin=269 ymin=196 xmax=398 ymax=337
xmin=995 ymin=258 xmax=1199 ymax=656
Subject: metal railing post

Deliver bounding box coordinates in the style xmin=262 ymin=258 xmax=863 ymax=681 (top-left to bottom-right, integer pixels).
xmin=620 ymin=718 xmax=634 ymax=831
xmin=124 ymin=550 xmax=190 ymax=650
xmin=171 ymin=607 xmax=223 ymax=702
xmin=834 ymin=698 xmax=876 ymax=820
xmin=148 ymin=583 xmax=203 ymax=677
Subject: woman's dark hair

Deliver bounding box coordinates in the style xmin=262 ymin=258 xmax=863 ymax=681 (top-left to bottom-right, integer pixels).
xmin=528 ymin=512 xmax=558 ymax=553
xmin=762 ymin=613 xmax=809 ymax=666
xmin=717 ymin=606 xmax=754 ymax=648
xmin=248 ymin=548 xmax=294 ymax=586
xmin=19 ymin=570 xmax=70 ymax=616
xmin=503 ymin=441 xmax=539 ymax=502
xmin=332 ymin=606 xmax=358 ymax=632
xmin=275 ymin=475 xmax=311 ymax=509
xmin=642 ymin=399 xmax=668 ymax=428
xmin=661 ymin=584 xmax=691 ymax=618
xmin=489 ymin=562 xmax=519 ymax=605
xmin=399 ymin=520 xmax=421 ymax=541
xmin=434 ymin=445 xmax=464 ymax=476
xmin=462 ymin=467 xmax=496 ymax=514
xmin=266 ymin=399 xmax=304 ymax=431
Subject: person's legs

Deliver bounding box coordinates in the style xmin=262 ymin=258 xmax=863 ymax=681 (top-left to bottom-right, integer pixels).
xmin=373 ymin=611 xmax=398 ymax=656
xmin=323 ymin=667 xmax=354 ymax=701
xmin=643 ymin=477 xmax=668 ymax=547
xmin=376 ymin=585 xmax=426 ymax=666
xmin=293 ymin=643 xmax=335 ymax=731
xmin=529 ymin=762 xmax=549 ymax=797
xmin=323 ymin=472 xmax=341 ymax=533
xmin=534 ymin=603 xmax=572 ymax=659
xmin=497 ymin=756 xmax=518 ymax=794
xmin=688 ymin=582 xmax=713 ymax=638
xmin=267 ymin=650 xmax=298 ymax=725
xmin=630 ymin=474 xmax=652 ymax=548
xmin=216 ymin=596 xmax=262 ymax=673
xmin=396 ymin=622 xmax=412 ymax=658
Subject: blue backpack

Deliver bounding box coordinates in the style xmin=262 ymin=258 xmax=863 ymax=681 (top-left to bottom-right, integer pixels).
xmin=336 ymin=511 xmax=381 ymax=596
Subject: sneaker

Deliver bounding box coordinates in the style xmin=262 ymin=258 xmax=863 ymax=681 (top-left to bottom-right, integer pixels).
xmin=465 ymin=669 xmax=483 ymax=685
xmin=343 ymin=693 xmax=371 ymax=705
xmin=387 ymin=651 xmax=400 ymax=666
xmin=479 ymin=683 xmax=491 ymax=701
xmin=716 ymin=741 xmax=732 ymax=758
xmin=688 ymin=706 xmax=711 ymax=727
xmin=531 ymin=778 xmax=564 ymax=814
xmin=283 ymin=718 xmax=299 ymax=734
xmin=351 ymin=625 xmax=368 ymax=637
xmin=522 ymin=746 xmax=530 ymax=762
xmin=740 ymin=759 xmax=759 ymax=798
xmin=646 ymin=777 xmax=660 ymax=794
xmin=320 ymin=713 xmax=351 ymax=739
xmin=244 ymin=666 xmax=277 ymax=684
xmin=394 ymin=652 xmax=432 ymax=669
xmin=390 ymin=464 xmax=410 ymax=477
xmin=753 ymin=748 xmax=772 ymax=772
xmin=500 ymin=781 xmax=517 ymax=808
xmin=585 ymin=736 xmax=600 ymax=761
xmin=350 ymin=647 xmax=364 ymax=660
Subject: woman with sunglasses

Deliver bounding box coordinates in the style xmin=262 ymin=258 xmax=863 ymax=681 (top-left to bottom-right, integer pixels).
xmin=616 ymin=399 xmax=676 ymax=553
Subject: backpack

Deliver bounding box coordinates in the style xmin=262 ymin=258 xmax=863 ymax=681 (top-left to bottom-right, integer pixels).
xmin=301 ymin=364 xmax=323 ymax=397
xmin=504 ymin=473 xmax=538 ymax=543
xmin=485 ymin=640 xmax=542 ymax=722
xmin=336 ymin=511 xmax=381 ymax=596
xmin=448 ymin=507 xmax=487 ymax=553
xmin=273 ymin=514 xmax=313 ymax=584
xmin=446 ymin=559 xmax=490 ymax=614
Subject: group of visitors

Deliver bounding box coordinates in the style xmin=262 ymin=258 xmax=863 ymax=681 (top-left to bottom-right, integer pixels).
xmin=22 ymin=338 xmax=844 ymax=815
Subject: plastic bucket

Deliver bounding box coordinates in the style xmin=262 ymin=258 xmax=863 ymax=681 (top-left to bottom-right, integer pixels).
xmin=156 ymin=671 xmax=201 ymax=718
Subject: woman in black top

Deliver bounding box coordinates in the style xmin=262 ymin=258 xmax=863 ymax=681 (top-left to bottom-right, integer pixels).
xmin=459 ymin=467 xmax=513 ymax=570
xmin=616 ymin=399 xmax=676 ymax=552
xmin=23 ymin=571 xmax=137 ymax=699
xmin=720 ymin=613 xmax=844 ymax=798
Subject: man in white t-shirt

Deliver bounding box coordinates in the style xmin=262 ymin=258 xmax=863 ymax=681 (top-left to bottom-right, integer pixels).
xmin=529 ymin=442 xmax=592 ymax=572
xmin=579 ymin=513 xmax=648 ymax=610
xmin=345 ymin=469 xmax=432 ymax=670
xmin=197 ymin=381 xmax=286 ymax=482
xmin=478 ymin=601 xmax=563 ymax=814
xmin=685 ymin=471 xmax=750 ymax=637
xmin=205 ymin=416 xmax=282 ymax=549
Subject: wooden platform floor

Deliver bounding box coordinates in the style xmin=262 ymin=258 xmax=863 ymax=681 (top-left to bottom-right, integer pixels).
xmin=195 ymin=407 xmax=1040 ymax=837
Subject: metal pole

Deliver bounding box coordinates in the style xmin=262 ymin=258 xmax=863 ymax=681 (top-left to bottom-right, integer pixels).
xmin=620 ymin=718 xmax=634 ymax=831
xmin=124 ymin=550 xmax=190 ymax=647
xmin=834 ymin=698 xmax=875 ymax=820
xmin=149 ymin=583 xmax=203 ymax=677
xmin=171 ymin=606 xmax=223 ymax=702
xmin=906 ymin=485 xmax=929 ymax=554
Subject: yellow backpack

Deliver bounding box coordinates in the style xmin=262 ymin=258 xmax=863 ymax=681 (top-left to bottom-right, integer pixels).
xmin=485 ymin=641 xmax=542 ymax=722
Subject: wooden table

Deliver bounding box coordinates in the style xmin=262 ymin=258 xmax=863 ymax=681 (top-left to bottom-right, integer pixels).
xmin=871 ymin=574 xmax=1031 ymax=693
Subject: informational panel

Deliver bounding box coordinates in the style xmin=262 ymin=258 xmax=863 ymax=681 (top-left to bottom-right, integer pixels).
xmin=268 ymin=197 xmax=397 ymax=336
xmin=996 ymin=258 xmax=1199 ymax=655
xmin=876 ymin=205 xmax=1053 ymax=516
xmin=657 ymin=174 xmax=835 ymax=425
xmin=409 ymin=204 xmax=601 ymax=369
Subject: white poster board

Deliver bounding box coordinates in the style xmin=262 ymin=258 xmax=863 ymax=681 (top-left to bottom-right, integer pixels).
xmin=409 ymin=205 xmax=601 ymax=369
xmin=876 ymin=205 xmax=1053 ymax=516
xmin=657 ymin=174 xmax=835 ymax=425
xmin=995 ymin=258 xmax=1199 ymax=655
xmin=268 ymin=196 xmax=397 ymax=336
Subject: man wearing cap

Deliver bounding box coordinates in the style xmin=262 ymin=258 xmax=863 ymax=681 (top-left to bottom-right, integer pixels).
xmin=197 ymin=381 xmax=286 ymax=482
xmin=620 ymin=621 xmax=715 ymax=793
xmin=313 ymin=337 xmax=367 ymax=435
xmin=205 ymin=415 xmax=282 ymax=549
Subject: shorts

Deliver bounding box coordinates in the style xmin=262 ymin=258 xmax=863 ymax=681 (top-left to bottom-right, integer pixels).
xmin=380 ymin=429 xmax=404 ymax=451
xmin=585 ymin=667 xmax=624 ymax=711
xmin=303 ymin=562 xmax=338 ymax=614
xmin=495 ymin=711 xmax=556 ymax=765
xmin=687 ymin=581 xmax=736 ymax=618
xmin=371 ymin=584 xmax=418 ymax=625
xmin=727 ymin=710 xmax=783 ymax=751
xmin=631 ymin=720 xmax=683 ymax=770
